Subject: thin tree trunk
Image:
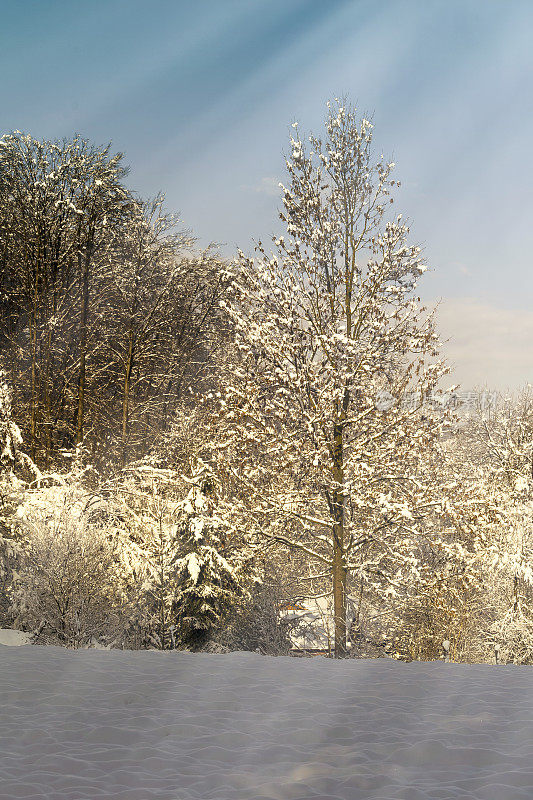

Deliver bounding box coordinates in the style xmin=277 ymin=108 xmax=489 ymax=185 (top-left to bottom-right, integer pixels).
xmin=43 ymin=327 xmax=52 ymax=467
xmin=332 ymin=421 xmax=347 ymax=657
xmin=30 ymin=303 xmax=38 ymax=462
xmin=30 ymin=249 xmax=40 ymax=462
xmin=76 ymin=233 xmax=93 ymax=446
xmin=513 ymin=574 xmax=520 ymax=612
xmin=121 ymin=331 xmax=134 ymax=466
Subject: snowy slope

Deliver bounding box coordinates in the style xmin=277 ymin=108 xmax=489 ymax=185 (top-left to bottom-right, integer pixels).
xmin=1 ymin=645 xmax=533 ymax=800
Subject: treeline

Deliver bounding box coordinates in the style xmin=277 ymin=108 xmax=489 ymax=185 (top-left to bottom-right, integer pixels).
xmin=0 ymin=110 xmax=532 ymax=663
xmin=0 ymin=132 xmax=227 ymax=469
xmin=0 ymin=131 xmax=285 ymax=655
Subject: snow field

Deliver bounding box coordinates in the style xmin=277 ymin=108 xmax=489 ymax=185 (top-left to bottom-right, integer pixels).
xmin=1 ymin=644 xmax=533 ymax=799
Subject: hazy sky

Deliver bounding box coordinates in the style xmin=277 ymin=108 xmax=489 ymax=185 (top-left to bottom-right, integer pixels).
xmin=2 ymin=0 xmax=532 ymax=390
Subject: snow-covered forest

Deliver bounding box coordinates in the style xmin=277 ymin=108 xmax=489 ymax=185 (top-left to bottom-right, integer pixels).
xmin=1 ymin=102 xmax=532 ymax=663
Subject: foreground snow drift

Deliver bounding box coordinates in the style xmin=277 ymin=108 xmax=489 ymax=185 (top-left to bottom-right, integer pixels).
xmin=1 ymin=646 xmax=533 ymax=800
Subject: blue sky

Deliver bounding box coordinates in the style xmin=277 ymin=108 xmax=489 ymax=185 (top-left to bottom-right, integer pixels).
xmin=2 ymin=0 xmax=532 ymax=389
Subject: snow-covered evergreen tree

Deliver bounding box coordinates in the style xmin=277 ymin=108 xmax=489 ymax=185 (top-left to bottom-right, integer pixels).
xmin=174 ymin=469 xmax=252 ymax=650
xmin=106 ymin=460 xmax=255 ymax=650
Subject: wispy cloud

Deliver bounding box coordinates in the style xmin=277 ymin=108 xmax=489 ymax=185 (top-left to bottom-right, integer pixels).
xmin=241 ymin=176 xmax=281 ymax=197
xmin=435 ymin=297 xmax=533 ymax=392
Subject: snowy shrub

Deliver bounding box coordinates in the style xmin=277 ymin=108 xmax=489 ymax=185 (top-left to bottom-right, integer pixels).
xmin=488 ymin=609 xmax=533 ymax=665
xmin=10 ymin=513 xmax=129 ymax=648
xmin=105 ymin=466 xmax=189 ymax=650
xmin=3 ymin=462 xmax=135 ymax=648
xmin=220 ymin=578 xmax=293 ymax=656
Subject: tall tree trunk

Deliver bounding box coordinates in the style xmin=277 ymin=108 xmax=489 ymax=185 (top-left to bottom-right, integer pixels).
xmin=43 ymin=327 xmax=52 ymax=468
xmin=29 ymin=303 xmax=38 ymax=462
xmin=29 ymin=249 xmax=40 ymax=462
xmin=332 ymin=421 xmax=347 ymax=657
xmin=121 ymin=330 xmax=134 ymax=466
xmin=513 ymin=574 xmax=520 ymax=612
xmin=76 ymin=232 xmax=93 ymax=446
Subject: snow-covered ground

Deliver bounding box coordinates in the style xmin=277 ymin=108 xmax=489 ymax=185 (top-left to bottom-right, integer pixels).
xmin=1 ymin=642 xmax=533 ymax=799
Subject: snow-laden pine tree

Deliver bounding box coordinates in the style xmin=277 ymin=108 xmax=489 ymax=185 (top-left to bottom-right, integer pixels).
xmin=108 ymin=460 xmax=254 ymax=650
xmin=203 ymin=100 xmax=465 ymax=656
xmin=174 ymin=468 xmax=252 ymax=651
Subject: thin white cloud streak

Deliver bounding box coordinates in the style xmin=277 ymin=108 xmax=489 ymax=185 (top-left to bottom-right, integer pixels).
xmin=435 ymin=297 xmax=533 ymax=392
xmin=240 ymin=176 xmax=282 ymax=197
